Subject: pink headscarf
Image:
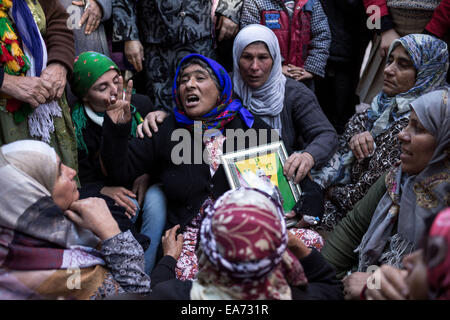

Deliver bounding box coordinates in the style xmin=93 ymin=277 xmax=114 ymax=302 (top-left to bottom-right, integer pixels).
xmin=427 ymin=208 xmax=450 ymax=300
xmin=194 ymin=188 xmax=307 ymax=300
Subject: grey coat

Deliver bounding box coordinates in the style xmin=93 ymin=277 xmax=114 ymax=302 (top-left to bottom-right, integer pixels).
xmin=275 ymin=78 xmax=337 ymax=168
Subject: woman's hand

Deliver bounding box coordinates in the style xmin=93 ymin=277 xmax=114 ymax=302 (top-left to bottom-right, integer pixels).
xmin=349 ymin=131 xmax=375 ymax=161
xmin=65 ymin=197 xmax=121 ymax=240
xmin=124 ymin=40 xmax=144 ymax=72
xmin=72 ymin=0 xmax=103 ymax=35
xmin=380 ymin=29 xmax=400 ymax=58
xmin=283 ymin=152 xmax=315 ymax=183
xmin=1 ymin=74 xmax=52 ymax=108
xmin=40 ymin=63 xmax=68 ymax=100
xmin=162 ymin=225 xmax=184 ymax=260
xmin=364 ymin=265 xmax=409 ymax=300
xmin=100 ymin=186 xmax=137 ymax=218
xmin=282 ymin=64 xmax=313 ymax=82
xmin=131 ymin=173 xmax=150 ymax=207
xmin=105 ymin=76 xmax=133 ymax=124
xmin=287 ymin=231 xmax=312 ymax=259
xmin=216 ymin=16 xmax=239 ymax=41
xmin=343 ymin=272 xmax=370 ymax=300
xmin=136 ymin=110 xmax=169 ymax=138
xmin=285 ymin=211 xmax=310 ymax=228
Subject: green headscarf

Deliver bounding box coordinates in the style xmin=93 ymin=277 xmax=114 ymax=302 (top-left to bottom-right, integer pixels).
xmin=71 ymin=51 xmax=120 ymax=99
xmin=70 ymin=51 xmax=142 ymax=154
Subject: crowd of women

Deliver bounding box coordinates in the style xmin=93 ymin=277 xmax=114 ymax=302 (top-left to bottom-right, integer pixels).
xmin=0 ymin=0 xmax=449 ymax=301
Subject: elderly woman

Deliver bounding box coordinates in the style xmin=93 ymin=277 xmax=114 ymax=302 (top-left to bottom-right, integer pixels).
xmin=232 ymin=24 xmax=338 ymax=186
xmin=0 ymin=140 xmax=152 ymax=299
xmin=313 ymin=34 xmax=449 ymax=230
xmin=321 ymin=88 xmax=450 ymax=300
xmin=0 ymin=0 xmax=78 ymax=175
xmin=101 ymin=53 xmax=326 ymax=280
xmin=146 ymin=187 xmax=343 ymax=300
xmin=70 ymin=51 xmax=167 ymax=274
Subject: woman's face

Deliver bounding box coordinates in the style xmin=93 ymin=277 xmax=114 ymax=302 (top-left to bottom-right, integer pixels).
xmin=83 ymin=70 xmax=119 ymax=113
xmin=398 ymin=110 xmax=436 ymax=175
xmin=383 ymin=45 xmax=417 ymax=97
xmin=403 ymin=249 xmax=429 ymax=299
xmin=238 ymin=42 xmax=273 ymax=89
xmin=52 ymin=156 xmax=79 ymax=211
xmin=178 ymin=64 xmax=220 ymax=119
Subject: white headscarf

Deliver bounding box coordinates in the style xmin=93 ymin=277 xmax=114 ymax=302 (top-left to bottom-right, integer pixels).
xmin=232 ymin=24 xmax=286 ymax=135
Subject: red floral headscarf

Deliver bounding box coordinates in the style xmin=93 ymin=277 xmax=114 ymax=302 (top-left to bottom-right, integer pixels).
xmin=194 ymin=188 xmax=307 ymax=300
xmin=427 ymin=208 xmax=450 ymax=300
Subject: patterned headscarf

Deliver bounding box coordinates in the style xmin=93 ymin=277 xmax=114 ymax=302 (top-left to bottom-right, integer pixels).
xmin=71 ymin=51 xmax=120 ymax=99
xmin=192 ymin=188 xmax=307 ymax=300
xmin=0 ymin=140 xmax=107 ymax=299
xmin=232 ymin=24 xmax=286 ymax=136
xmin=357 ymin=88 xmax=450 ymax=272
xmin=427 ymin=208 xmax=450 ymax=300
xmin=172 ymin=53 xmax=254 ymax=133
xmin=367 ymin=34 xmax=449 ymax=138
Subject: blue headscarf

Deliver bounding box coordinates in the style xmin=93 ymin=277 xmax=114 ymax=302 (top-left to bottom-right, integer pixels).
xmin=172 ymin=54 xmax=254 ymax=132
xmin=367 ymin=34 xmax=449 ymax=138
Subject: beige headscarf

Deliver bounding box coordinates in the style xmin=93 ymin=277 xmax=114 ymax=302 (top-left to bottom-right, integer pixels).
xmin=0 ymin=140 xmax=99 ymax=248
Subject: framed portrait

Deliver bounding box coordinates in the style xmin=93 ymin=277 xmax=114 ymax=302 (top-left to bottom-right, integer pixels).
xmin=220 ymin=141 xmax=302 ymax=227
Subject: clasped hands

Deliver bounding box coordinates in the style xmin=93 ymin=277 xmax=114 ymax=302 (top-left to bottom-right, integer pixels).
xmin=282 ymin=64 xmax=313 ymax=82
xmin=1 ymin=62 xmax=67 ymax=108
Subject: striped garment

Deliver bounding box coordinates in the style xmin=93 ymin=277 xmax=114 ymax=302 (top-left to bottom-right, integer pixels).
xmin=240 ymin=0 xmax=331 ymax=78
xmin=386 ymin=0 xmax=441 ymax=11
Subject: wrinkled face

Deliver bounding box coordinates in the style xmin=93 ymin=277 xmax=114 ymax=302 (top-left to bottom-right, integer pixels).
xmin=83 ymin=70 xmax=119 ymax=113
xmin=398 ymin=110 xmax=436 ymax=175
xmin=178 ymin=64 xmax=220 ymax=120
xmin=238 ymin=42 xmax=273 ymax=89
xmin=52 ymin=156 xmax=79 ymax=211
xmin=383 ymin=45 xmax=417 ymax=97
xmin=403 ymin=249 xmax=429 ymax=300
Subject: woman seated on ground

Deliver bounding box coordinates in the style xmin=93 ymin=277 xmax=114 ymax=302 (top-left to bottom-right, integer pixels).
xmin=362 ymin=207 xmax=450 ymax=300
xmin=320 ymin=88 xmax=450 ymax=300
xmin=147 ymin=186 xmax=343 ymax=300
xmin=0 ymin=140 xmax=151 ymax=299
xmin=312 ymin=34 xmax=448 ymax=231
xmin=100 ymin=53 xmax=325 ymax=281
xmin=232 ymin=24 xmax=337 ymax=228
xmin=70 ymin=51 xmax=167 ymax=274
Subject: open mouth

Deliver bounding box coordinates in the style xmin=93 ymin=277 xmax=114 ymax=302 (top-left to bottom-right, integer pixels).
xmin=185 ymin=94 xmax=200 ymax=107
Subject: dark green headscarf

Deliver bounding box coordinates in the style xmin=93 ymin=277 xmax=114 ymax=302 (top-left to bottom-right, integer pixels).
xmin=70 ymin=51 xmax=142 ymax=154
xmin=71 ymin=51 xmax=120 ymax=99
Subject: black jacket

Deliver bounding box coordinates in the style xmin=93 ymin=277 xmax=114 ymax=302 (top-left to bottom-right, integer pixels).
xmin=101 ymin=113 xmax=278 ymax=231
xmin=77 ymin=94 xmax=154 ymax=189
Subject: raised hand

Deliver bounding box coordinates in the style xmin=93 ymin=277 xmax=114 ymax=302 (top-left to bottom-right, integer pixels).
xmin=106 ymin=76 xmax=133 ymax=124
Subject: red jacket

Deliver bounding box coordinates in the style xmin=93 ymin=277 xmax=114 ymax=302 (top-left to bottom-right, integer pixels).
xmin=425 ymin=0 xmax=450 ymax=38
xmin=260 ymin=0 xmax=312 ymax=68
xmin=364 ymin=0 xmax=449 ymax=38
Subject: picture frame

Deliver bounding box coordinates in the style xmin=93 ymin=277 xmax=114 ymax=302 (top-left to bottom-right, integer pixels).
xmin=220 ymin=141 xmax=302 ymax=227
